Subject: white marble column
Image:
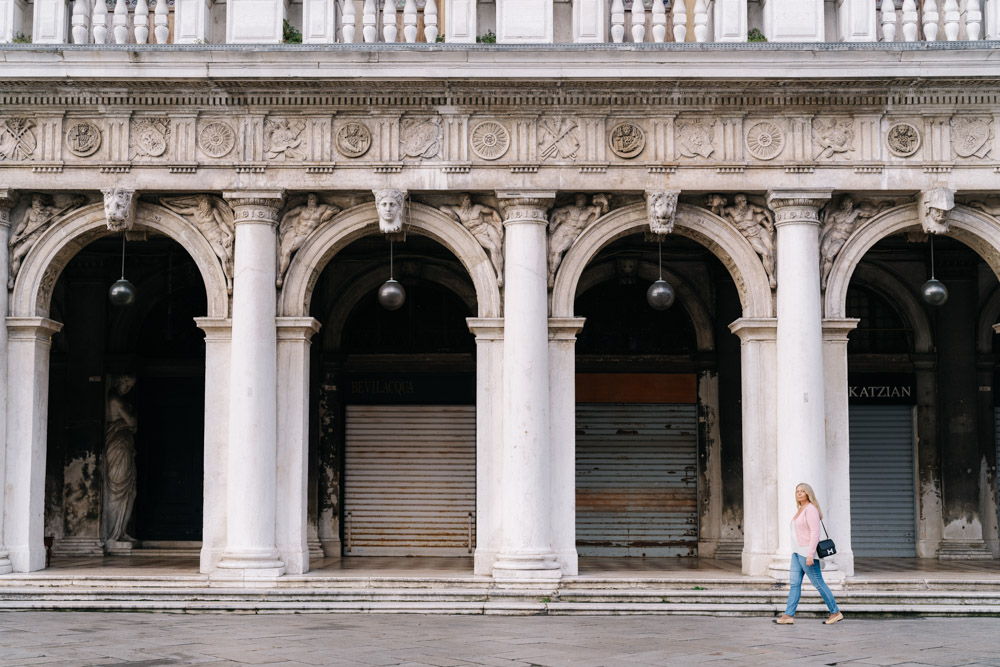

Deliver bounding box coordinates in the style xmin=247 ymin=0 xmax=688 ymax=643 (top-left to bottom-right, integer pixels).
xmin=0 ymin=191 xmax=17 ymax=575
xmin=549 ymin=317 xmax=585 ymax=576
xmin=194 ymin=317 xmax=232 ymax=574
xmin=275 ymin=316 xmax=321 ymax=575
xmin=728 ymin=318 xmax=778 ymax=576
xmin=768 ymin=189 xmax=832 ymax=577
xmin=466 ymin=317 xmax=504 ymax=576
xmin=493 ymin=192 xmax=560 ymax=581
xmin=216 ymin=191 xmax=285 ymax=579
xmin=822 ymin=318 xmax=859 ymax=576
xmin=4 ymin=317 xmax=62 ymax=572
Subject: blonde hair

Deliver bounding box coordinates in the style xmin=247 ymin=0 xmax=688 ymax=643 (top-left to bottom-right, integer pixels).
xmin=795 ymin=483 xmax=824 ymax=519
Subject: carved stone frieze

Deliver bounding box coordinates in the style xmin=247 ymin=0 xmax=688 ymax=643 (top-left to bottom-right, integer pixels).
xmin=886 ymin=121 xmax=921 ymax=157
xmin=264 ymin=118 xmax=307 ymax=161
xmin=198 ymin=121 xmax=236 ymax=158
xmin=440 ymin=194 xmax=505 ymax=286
xmin=812 ymin=118 xmax=855 ymax=160
xmin=0 ymin=118 xmax=37 ymax=161
xmin=708 ymin=193 xmax=776 ymax=289
xmin=336 ymin=122 xmax=372 ymax=158
xmin=745 ymin=122 xmax=785 ymax=161
xmin=160 ymin=195 xmax=236 ymax=291
xmin=65 ymin=121 xmax=102 ymax=157
xmin=8 ymin=193 xmax=85 ymax=290
xmin=547 ymin=193 xmax=609 ymax=288
xmin=819 ymin=196 xmax=896 ymax=289
xmin=102 ymin=187 xmax=138 ymax=231
xmin=400 ymin=117 xmax=442 ymax=159
xmin=645 ymin=190 xmax=680 ymax=235
xmin=538 ymin=117 xmax=581 ymax=161
xmin=277 ymin=194 xmax=341 ymax=288
xmin=131 ymin=117 xmax=170 ymax=158
xmin=608 ymin=121 xmax=645 ymax=159
xmin=675 ymin=119 xmax=715 ymax=159
xmin=918 ymin=187 xmax=955 ymax=234
xmin=470 ymin=121 xmax=510 ymax=161
xmin=950 ymin=116 xmax=992 ymax=159
xmin=373 ymin=188 xmax=407 ymax=234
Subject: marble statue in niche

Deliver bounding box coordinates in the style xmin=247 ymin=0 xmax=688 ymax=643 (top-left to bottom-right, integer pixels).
xmin=819 ymin=196 xmax=895 ymax=289
xmin=373 ymin=189 xmax=406 ymax=234
xmin=277 ymin=193 xmax=341 ymax=288
xmin=160 ymin=195 xmax=235 ymax=292
xmin=918 ymin=187 xmax=955 ymax=235
xmin=102 ymin=374 xmax=138 ymax=547
xmin=548 ymin=193 xmax=610 ymax=288
xmin=646 ymin=190 xmax=680 ymax=235
xmin=440 ymin=194 xmax=505 ymax=286
xmin=102 ymin=187 xmax=138 ymax=232
xmin=708 ymin=193 xmax=776 ymax=289
xmin=8 ymin=193 xmax=85 ymax=290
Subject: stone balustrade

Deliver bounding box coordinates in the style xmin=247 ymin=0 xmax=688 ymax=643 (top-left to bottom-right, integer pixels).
xmin=1 ymin=0 xmax=997 ymax=44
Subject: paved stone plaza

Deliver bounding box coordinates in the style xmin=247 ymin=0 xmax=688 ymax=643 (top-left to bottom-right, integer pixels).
xmin=0 ymin=613 xmax=998 ymax=666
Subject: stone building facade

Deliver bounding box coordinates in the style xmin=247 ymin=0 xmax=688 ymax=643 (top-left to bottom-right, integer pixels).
xmin=1 ymin=0 xmax=999 ymax=581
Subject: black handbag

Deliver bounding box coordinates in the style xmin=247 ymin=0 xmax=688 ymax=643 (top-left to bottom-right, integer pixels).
xmin=817 ymin=520 xmax=837 ymax=558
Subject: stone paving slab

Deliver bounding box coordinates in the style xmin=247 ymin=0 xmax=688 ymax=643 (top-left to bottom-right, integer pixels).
xmin=1 ymin=613 xmax=999 ymax=666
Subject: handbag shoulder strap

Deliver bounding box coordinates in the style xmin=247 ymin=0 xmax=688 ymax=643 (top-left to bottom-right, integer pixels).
xmin=820 ymin=519 xmax=830 ymax=539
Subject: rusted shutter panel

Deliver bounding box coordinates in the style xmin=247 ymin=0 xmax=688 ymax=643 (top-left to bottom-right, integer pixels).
xmin=849 ymin=405 xmax=917 ymax=557
xmin=344 ymin=405 xmax=476 ymax=556
xmin=576 ymin=404 xmax=699 ymax=557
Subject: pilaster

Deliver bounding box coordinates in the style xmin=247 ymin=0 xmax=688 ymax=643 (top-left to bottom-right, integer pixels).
xmin=0 ymin=191 xmax=18 ymax=575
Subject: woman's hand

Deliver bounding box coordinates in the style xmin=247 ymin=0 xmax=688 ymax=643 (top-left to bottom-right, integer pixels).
xmin=806 ymin=556 xmax=815 ymax=567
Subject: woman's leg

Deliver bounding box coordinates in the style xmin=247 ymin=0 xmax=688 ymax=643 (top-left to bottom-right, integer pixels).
xmin=802 ymin=559 xmax=840 ymax=613
xmin=784 ymin=554 xmax=806 ymax=616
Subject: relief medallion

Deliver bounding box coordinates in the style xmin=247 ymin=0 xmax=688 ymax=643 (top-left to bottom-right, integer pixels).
xmin=470 ymin=121 xmax=510 ymax=160
xmin=608 ymin=121 xmax=646 ymax=159
xmin=198 ymin=121 xmax=236 ymax=158
xmin=886 ymin=122 xmax=921 ymax=157
xmin=66 ymin=121 xmax=102 ymax=157
xmin=745 ymin=122 xmax=784 ymax=160
xmin=336 ymin=122 xmax=373 ymax=158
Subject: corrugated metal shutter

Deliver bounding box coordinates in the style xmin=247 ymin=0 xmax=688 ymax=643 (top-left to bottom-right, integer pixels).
xmin=576 ymin=404 xmax=699 ymax=557
xmin=344 ymin=405 xmax=476 ymax=556
xmin=849 ymin=405 xmax=917 ymax=557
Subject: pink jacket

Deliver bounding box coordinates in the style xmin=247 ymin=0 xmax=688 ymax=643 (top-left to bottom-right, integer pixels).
xmin=793 ymin=503 xmax=821 ymax=556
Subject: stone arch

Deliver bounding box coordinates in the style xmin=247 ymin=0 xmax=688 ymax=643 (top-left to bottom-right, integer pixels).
xmin=10 ymin=202 xmax=229 ymax=319
xmin=551 ymin=202 xmax=773 ymax=319
xmin=826 ymin=203 xmax=1000 ymax=319
xmin=850 ymin=264 xmax=933 ymax=355
xmin=279 ymin=202 xmax=501 ymax=319
xmin=576 ymin=260 xmax=715 ymax=352
xmin=320 ymin=263 xmax=478 ymax=351
xmin=977 ymin=285 xmax=1000 ymax=355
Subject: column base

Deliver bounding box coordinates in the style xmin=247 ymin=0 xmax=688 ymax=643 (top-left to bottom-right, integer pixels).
xmin=492 ymin=551 xmax=562 ymax=582
xmin=105 ymin=540 xmax=135 ymax=556
xmin=474 ymin=548 xmax=497 ymax=576
xmin=768 ymin=554 xmax=845 ymax=587
xmin=713 ymin=539 xmax=745 ymax=561
xmin=553 ymin=548 xmax=578 ymax=576
xmin=320 ymin=538 xmax=342 ymax=558
xmin=0 ymin=553 xmax=11 ymax=575
xmin=938 ymin=539 xmax=996 ymax=560
xmin=741 ymin=550 xmax=774 ymax=576
xmin=7 ymin=546 xmax=46 ymax=572
xmin=279 ymin=548 xmax=309 ymax=575
xmin=307 ymin=537 xmax=324 ymax=562
xmin=215 ymin=549 xmax=286 ymax=578
xmin=200 ymin=546 xmax=225 ymax=574
xmin=52 ymin=537 xmax=105 ymax=557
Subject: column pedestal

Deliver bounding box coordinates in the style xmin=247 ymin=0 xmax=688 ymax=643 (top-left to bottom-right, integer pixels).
xmin=493 ymin=192 xmax=561 ymax=582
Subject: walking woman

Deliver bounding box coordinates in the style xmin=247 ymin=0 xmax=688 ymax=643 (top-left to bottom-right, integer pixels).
xmin=773 ymin=483 xmax=843 ymax=625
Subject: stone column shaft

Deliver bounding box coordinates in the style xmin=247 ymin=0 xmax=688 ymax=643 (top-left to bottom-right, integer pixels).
xmin=218 ymin=191 xmax=284 ymax=578
xmin=769 ymin=189 xmax=832 ymax=575
xmin=0 ymin=191 xmax=18 ymax=575
xmin=275 ymin=316 xmax=321 ymax=575
xmin=493 ymin=192 xmax=560 ymax=580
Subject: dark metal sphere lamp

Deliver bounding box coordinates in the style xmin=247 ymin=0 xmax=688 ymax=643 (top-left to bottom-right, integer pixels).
xmin=647 ymin=237 xmax=675 ymax=311
xmin=108 ymin=231 xmax=136 ymax=306
xmin=920 ymin=235 xmax=948 ymax=308
xmin=377 ymin=238 xmax=406 ymax=311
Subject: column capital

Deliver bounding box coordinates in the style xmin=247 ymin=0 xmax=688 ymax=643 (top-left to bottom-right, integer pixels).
xmin=496 ymin=191 xmax=556 ymax=226
xmin=0 ymin=189 xmax=19 ymax=227
xmin=766 ymin=189 xmax=833 ymax=227
xmin=548 ymin=317 xmax=586 ymax=340
xmin=223 ymin=190 xmax=285 ymax=226
xmin=466 ymin=317 xmax=504 ymax=340
xmin=6 ymin=316 xmax=63 ymax=341
xmin=728 ymin=317 xmax=777 ymax=343
xmin=821 ymin=317 xmax=861 ymax=342
xmin=276 ymin=316 xmax=322 ymax=342
xmin=194 ymin=316 xmax=233 ymax=341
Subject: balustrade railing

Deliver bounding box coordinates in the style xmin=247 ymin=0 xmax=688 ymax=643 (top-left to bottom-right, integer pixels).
xmin=1 ymin=0 xmax=997 ymax=45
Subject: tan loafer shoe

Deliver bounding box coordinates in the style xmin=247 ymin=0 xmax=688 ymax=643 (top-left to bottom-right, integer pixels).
xmin=772 ymin=614 xmax=794 ymax=625
xmin=824 ymin=612 xmax=844 ymax=625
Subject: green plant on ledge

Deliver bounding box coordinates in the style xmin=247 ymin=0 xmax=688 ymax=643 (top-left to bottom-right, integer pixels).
xmin=476 ymin=30 xmax=496 ymax=44
xmin=283 ymin=19 xmax=302 ymax=44
xmin=12 ymin=32 xmax=32 ymax=44
xmin=747 ymin=28 xmax=767 ymax=42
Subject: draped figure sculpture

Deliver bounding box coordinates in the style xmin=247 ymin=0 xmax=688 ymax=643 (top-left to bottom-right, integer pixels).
xmin=102 ymin=375 xmax=138 ymax=546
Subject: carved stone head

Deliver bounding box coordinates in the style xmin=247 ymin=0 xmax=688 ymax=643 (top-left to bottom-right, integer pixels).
xmin=102 ymin=187 xmax=138 ymax=232
xmin=373 ymin=188 xmax=406 ymax=234
xmin=646 ymin=190 xmax=679 ymax=235
xmin=113 ymin=374 xmax=137 ymax=395
xmin=919 ymin=187 xmax=955 ymax=235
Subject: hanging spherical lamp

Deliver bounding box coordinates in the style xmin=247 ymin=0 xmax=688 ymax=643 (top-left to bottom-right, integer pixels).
xmin=378 ymin=237 xmax=406 ymax=310
xmin=920 ymin=236 xmax=948 ymax=307
xmin=647 ymin=237 xmax=675 ymax=311
xmin=108 ymin=231 xmax=136 ymax=306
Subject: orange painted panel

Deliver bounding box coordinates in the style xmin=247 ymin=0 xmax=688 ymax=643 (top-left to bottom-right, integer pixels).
xmin=575 ymin=374 xmax=697 ymax=404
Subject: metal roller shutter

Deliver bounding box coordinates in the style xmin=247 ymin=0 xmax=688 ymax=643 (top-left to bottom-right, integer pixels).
xmin=576 ymin=404 xmax=699 ymax=557
xmin=849 ymin=405 xmax=917 ymax=557
xmin=344 ymin=405 xmax=476 ymax=556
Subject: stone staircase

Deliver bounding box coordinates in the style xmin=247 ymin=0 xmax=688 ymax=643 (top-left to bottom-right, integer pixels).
xmin=0 ymin=573 xmax=998 ymax=615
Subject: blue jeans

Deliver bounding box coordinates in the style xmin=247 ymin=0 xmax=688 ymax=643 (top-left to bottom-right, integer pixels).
xmin=784 ymin=553 xmax=839 ymax=616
